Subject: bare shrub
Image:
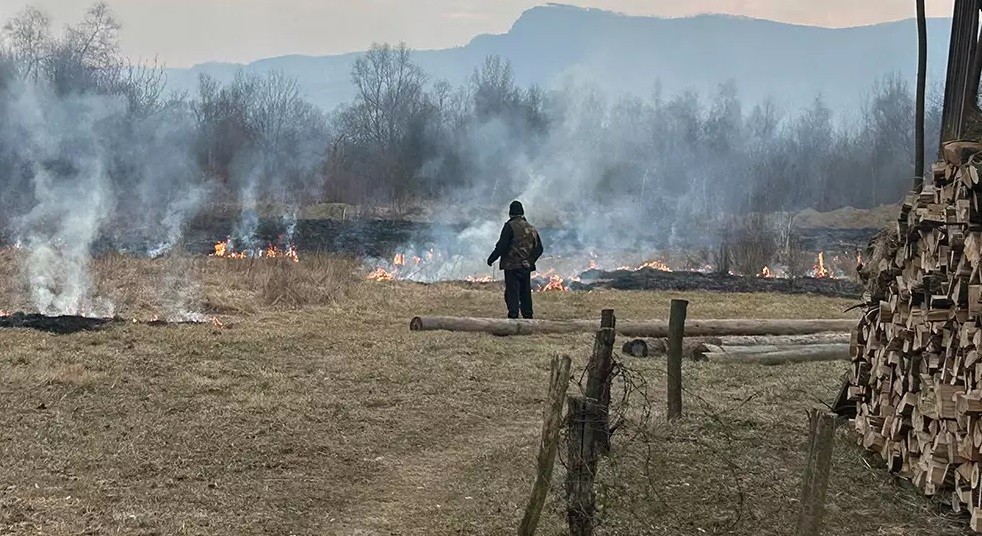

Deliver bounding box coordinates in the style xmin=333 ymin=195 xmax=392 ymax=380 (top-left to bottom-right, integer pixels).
xmin=728 ymin=213 xmax=779 ymax=276
xmin=715 ymin=224 xmax=732 ymax=275
xmin=777 ymin=212 xmax=809 ymax=280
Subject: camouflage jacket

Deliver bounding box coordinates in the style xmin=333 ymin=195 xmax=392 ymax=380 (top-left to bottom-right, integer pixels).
xmin=487 ymin=216 xmax=544 ymax=271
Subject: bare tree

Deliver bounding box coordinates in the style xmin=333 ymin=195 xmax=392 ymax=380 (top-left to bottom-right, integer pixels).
xmin=1 ymin=5 xmax=51 ymax=81
xmin=44 ymin=2 xmax=123 ymax=94
xmin=346 ymin=42 xmax=431 ymax=202
xmin=471 ymin=55 xmax=518 ymax=120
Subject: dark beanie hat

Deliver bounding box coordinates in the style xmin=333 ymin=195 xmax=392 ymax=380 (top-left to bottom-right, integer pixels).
xmin=509 ymin=200 xmax=524 ymax=216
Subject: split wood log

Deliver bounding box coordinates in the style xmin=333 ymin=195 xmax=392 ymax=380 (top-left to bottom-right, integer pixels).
xmin=409 ymin=316 xmax=857 ymax=338
xmin=518 ymin=354 xmax=572 ymax=536
xmin=703 ymin=344 xmax=850 ymax=366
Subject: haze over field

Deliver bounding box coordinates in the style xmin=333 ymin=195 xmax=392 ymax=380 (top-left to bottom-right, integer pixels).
xmin=0 ymin=0 xmax=958 ymax=67
xmin=0 ymin=0 xmax=950 ymax=310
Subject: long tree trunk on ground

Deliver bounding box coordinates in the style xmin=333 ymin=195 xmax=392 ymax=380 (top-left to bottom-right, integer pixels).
xmin=915 ymin=0 xmax=927 ymax=190
xmin=408 ymin=316 xmax=857 ymax=337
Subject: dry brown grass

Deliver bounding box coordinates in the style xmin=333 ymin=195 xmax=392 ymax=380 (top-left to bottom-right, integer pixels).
xmin=0 ymin=250 xmax=358 ymax=319
xmin=795 ymin=205 xmax=900 ymax=230
xmin=0 ymin=263 xmax=970 ymax=535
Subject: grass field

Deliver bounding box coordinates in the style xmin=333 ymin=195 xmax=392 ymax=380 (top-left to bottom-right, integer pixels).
xmin=0 ymin=255 xmax=970 ymax=535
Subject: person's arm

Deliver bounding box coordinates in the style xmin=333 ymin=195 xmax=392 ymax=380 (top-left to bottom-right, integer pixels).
xmin=487 ymin=223 xmax=513 ymax=265
xmin=531 ymin=231 xmax=543 ymax=263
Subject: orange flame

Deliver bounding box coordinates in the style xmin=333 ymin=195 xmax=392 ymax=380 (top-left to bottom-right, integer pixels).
xmin=211 ymin=238 xmax=230 ymax=257
xmin=210 ymin=237 xmax=298 ymax=262
xmin=639 ymin=260 xmax=673 ymax=272
xmin=760 ymin=266 xmax=774 ymax=278
xmin=540 ymin=274 xmax=568 ymax=292
xmin=813 ymin=252 xmax=830 ymax=278
xmin=366 ymin=267 xmax=395 ymax=281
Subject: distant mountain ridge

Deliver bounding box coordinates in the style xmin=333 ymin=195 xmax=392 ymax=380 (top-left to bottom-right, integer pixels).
xmin=163 ymin=4 xmax=955 ymax=116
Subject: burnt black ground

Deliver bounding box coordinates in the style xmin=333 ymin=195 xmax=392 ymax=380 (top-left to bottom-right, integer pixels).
xmin=569 ymin=268 xmax=864 ymax=298
xmin=0 ymin=313 xmax=206 ymax=334
xmin=0 ymin=313 xmax=116 ymax=334
xmin=87 ymin=215 xmax=879 ymax=260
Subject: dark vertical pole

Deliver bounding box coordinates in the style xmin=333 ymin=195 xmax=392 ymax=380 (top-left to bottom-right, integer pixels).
xmin=940 ymin=0 xmax=980 ymax=146
xmin=795 ymin=410 xmax=837 ymax=536
xmin=667 ymin=299 xmax=688 ymax=420
xmin=566 ymin=395 xmax=601 ymax=536
xmin=585 ymin=309 xmax=616 ymax=455
xmin=915 ymin=0 xmax=927 ymax=190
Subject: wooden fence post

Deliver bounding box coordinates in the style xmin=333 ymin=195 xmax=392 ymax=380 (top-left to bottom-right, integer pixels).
xmin=518 ymin=354 xmax=573 ymax=536
xmin=565 ymin=395 xmax=603 ymax=536
xmin=585 ymin=309 xmax=616 ymax=455
xmin=795 ymin=409 xmax=837 ymax=536
xmin=667 ymin=299 xmax=688 ymax=420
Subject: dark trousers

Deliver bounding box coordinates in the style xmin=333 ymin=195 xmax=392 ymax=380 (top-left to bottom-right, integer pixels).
xmin=504 ymin=268 xmax=533 ymax=319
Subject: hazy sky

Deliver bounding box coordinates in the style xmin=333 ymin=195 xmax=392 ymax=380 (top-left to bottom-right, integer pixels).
xmin=0 ymin=0 xmax=958 ymax=67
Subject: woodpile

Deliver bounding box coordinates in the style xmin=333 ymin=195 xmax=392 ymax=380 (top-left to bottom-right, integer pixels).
xmin=849 ymin=141 xmax=982 ymax=530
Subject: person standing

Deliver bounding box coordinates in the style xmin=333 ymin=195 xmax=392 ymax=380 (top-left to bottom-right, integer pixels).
xmin=487 ymin=200 xmax=543 ymax=319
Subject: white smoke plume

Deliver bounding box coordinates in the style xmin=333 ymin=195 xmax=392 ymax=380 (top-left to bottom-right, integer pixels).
xmin=8 ymin=83 xmax=117 ymax=316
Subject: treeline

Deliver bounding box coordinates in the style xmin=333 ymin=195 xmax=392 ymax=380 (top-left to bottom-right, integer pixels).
xmin=0 ymin=2 xmax=941 ymax=241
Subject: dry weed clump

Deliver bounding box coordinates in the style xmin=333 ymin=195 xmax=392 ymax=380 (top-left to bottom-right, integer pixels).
xmin=201 ymin=253 xmax=358 ymax=311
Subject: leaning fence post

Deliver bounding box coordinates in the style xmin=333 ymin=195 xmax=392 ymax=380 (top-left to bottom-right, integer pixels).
xmin=585 ymin=309 xmax=616 ymax=455
xmin=518 ymin=354 xmax=573 ymax=536
xmin=795 ymin=409 xmax=837 ymax=536
xmin=565 ymin=395 xmax=602 ymax=536
xmin=667 ymin=299 xmax=688 ymax=420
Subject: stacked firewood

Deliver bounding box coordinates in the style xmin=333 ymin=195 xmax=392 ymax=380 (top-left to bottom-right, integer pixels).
xmin=850 ymin=141 xmax=982 ymax=530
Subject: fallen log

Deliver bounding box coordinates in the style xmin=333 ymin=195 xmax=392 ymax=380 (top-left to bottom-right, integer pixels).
xmin=621 ymin=338 xmax=709 ymax=359
xmin=700 ymin=343 xmax=849 ymax=356
xmin=702 ymin=344 xmax=850 ymax=365
xmin=621 ymin=332 xmax=851 ymax=358
xmin=409 ymin=316 xmax=857 ymax=338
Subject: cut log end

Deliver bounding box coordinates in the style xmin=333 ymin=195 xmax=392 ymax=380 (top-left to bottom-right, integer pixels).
xmin=621 ymin=339 xmax=649 ymax=358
